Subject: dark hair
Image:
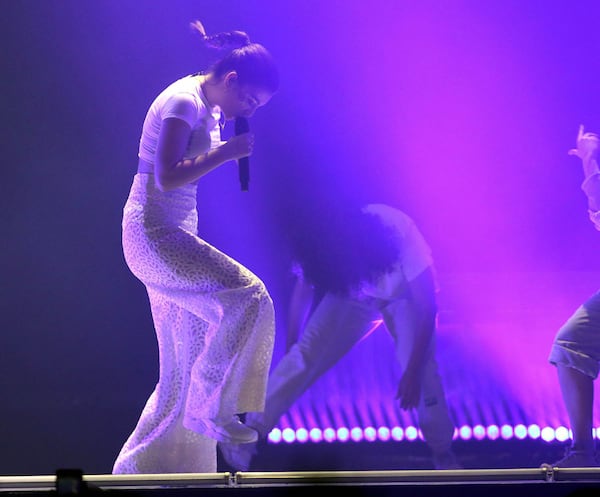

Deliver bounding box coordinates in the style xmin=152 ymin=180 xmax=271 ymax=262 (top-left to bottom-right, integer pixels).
xmin=191 ymin=20 xmax=279 ymax=94
xmin=286 ymin=201 xmax=401 ymax=296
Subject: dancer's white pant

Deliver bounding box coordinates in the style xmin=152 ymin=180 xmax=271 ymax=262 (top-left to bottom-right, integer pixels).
xmin=247 ymin=293 xmax=455 ymax=453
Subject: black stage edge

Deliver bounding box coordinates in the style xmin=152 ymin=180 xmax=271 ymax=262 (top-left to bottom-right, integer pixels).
xmin=2 ymin=469 xmax=600 ymax=497
xmin=222 ymin=437 xmax=577 ymax=472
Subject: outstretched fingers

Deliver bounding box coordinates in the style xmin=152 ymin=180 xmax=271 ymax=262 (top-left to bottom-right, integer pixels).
xmin=568 ymin=124 xmax=585 ymax=155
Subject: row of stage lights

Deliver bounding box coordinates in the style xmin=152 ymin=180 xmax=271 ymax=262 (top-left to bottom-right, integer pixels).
xmin=266 ymin=425 xmax=599 ymax=444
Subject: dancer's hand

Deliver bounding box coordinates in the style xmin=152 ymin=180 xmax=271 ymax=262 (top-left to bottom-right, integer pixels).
xmin=396 ymin=366 xmax=423 ymax=411
xmin=568 ymin=124 xmax=599 ymax=161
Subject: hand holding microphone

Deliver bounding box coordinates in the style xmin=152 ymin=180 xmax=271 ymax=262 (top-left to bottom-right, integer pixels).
xmin=235 ymin=117 xmax=251 ymax=191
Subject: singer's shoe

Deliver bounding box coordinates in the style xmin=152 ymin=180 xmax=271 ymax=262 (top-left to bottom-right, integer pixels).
xmin=219 ymin=441 xmax=257 ymax=472
xmin=187 ymin=415 xmax=259 ymax=444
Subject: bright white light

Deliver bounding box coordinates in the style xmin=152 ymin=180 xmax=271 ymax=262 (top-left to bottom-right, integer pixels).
xmin=282 ymin=427 xmax=296 ymax=443
xmin=554 ymin=426 xmax=570 ymax=442
xmin=405 ymin=426 xmax=418 ymax=441
xmin=528 ymin=424 xmax=541 ymax=439
xmin=377 ymin=426 xmax=391 ymax=441
xmin=267 ymin=428 xmax=282 ymax=443
xmin=514 ymin=424 xmax=527 ymax=440
xmin=487 ymin=425 xmax=499 ymax=440
xmin=268 ymin=423 xmax=568 ymax=446
xmin=296 ymin=427 xmax=309 ymax=443
xmin=364 ymin=426 xmax=377 ymax=442
xmin=500 ymin=424 xmax=513 ymax=440
xmin=391 ymin=426 xmax=404 ymax=441
xmin=309 ymin=428 xmax=323 ymax=442
xmin=459 ymin=425 xmax=472 ymax=440
xmin=323 ymin=427 xmax=336 ymax=443
xmin=337 ymin=427 xmax=350 ymax=442
xmin=350 ymin=427 xmax=363 ymax=442
xmin=541 ymin=426 xmax=556 ymax=442
xmin=452 ymin=427 xmax=459 ymax=440
xmin=473 ymin=425 xmax=486 ymax=440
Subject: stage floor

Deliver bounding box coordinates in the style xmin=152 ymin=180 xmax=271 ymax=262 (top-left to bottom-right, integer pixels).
xmin=2 ymin=439 xmax=600 ymax=496
xmin=2 ymin=468 xmax=600 ymax=497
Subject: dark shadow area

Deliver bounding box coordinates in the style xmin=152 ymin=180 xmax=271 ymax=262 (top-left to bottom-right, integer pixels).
xmin=219 ymin=438 xmax=572 ymax=472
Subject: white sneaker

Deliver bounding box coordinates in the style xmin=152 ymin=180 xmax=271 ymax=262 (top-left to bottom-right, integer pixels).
xmin=219 ymin=441 xmax=257 ymax=471
xmin=192 ymin=415 xmax=259 ymax=444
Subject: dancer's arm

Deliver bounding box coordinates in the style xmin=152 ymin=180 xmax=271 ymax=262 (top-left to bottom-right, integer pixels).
xmin=286 ymin=275 xmax=315 ymax=353
xmin=154 ymin=117 xmax=253 ymax=191
xmin=570 ymin=124 xmax=600 ymax=213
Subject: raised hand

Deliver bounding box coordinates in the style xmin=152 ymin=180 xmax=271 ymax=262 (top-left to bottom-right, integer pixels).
xmin=568 ymin=124 xmax=599 ymax=161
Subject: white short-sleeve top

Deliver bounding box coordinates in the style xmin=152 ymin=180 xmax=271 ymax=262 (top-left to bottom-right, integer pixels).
xmin=359 ymin=204 xmax=436 ymax=300
xmin=138 ymin=74 xmax=223 ymax=165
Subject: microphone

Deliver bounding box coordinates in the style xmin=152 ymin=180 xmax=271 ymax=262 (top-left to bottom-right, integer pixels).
xmin=235 ymin=117 xmax=250 ymax=192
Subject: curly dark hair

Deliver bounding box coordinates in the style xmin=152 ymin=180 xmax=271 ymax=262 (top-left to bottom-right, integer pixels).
xmin=285 ymin=201 xmax=401 ymax=296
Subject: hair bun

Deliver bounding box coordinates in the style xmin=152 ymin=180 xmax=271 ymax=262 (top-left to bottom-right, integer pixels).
xmin=190 ymin=20 xmax=250 ymax=49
